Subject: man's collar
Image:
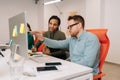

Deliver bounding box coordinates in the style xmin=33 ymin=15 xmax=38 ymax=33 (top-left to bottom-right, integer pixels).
xmin=77 ymin=30 xmax=86 ymax=41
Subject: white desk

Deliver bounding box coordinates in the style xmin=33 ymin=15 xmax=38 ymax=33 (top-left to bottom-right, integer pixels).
xmin=0 ymin=49 xmax=93 ymax=80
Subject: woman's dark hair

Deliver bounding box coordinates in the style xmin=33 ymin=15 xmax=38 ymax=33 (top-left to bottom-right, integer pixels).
xmin=68 ymin=15 xmax=85 ymax=29
xmin=27 ymin=23 xmax=32 ymax=31
xmin=48 ymin=15 xmax=61 ymax=26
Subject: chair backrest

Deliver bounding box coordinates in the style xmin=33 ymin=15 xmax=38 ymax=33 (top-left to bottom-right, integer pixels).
xmin=86 ymin=28 xmax=110 ymax=72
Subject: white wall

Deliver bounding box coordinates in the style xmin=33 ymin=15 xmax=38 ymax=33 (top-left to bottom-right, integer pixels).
xmin=0 ymin=0 xmax=39 ymax=44
xmin=104 ymin=0 xmax=120 ymax=64
xmin=85 ymin=0 xmax=102 ymax=28
xmin=37 ymin=0 xmax=44 ymax=30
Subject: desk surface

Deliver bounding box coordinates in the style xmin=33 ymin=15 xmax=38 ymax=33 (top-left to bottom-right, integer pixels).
xmin=0 ymin=49 xmax=93 ymax=80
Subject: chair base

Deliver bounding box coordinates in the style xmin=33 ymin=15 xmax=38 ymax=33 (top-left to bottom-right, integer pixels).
xmin=93 ymin=72 xmax=105 ymax=80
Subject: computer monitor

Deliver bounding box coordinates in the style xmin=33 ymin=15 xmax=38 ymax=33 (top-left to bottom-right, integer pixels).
xmin=9 ymin=12 xmax=28 ymax=58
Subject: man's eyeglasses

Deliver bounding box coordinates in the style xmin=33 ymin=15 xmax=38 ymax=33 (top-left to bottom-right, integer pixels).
xmin=67 ymin=23 xmax=79 ymax=29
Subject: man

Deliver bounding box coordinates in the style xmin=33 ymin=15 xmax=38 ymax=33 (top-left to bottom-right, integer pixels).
xmin=33 ymin=15 xmax=67 ymax=60
xmin=31 ymin=15 xmax=100 ymax=75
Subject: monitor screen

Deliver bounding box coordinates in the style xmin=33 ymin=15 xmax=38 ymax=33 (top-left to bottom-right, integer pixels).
xmin=9 ymin=12 xmax=28 ymax=58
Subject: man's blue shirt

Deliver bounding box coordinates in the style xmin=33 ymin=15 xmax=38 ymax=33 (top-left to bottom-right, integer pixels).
xmin=44 ymin=30 xmax=100 ymax=75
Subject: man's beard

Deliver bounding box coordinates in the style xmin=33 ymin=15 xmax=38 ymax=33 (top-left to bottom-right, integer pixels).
xmin=71 ymin=33 xmax=77 ymax=38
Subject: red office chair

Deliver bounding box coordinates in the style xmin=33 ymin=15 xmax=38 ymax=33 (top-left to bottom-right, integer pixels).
xmin=86 ymin=28 xmax=110 ymax=80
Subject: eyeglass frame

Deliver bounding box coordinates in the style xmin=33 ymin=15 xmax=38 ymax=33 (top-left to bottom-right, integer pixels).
xmin=67 ymin=22 xmax=79 ymax=29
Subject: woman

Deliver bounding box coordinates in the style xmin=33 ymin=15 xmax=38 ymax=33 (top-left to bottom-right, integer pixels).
xmin=27 ymin=23 xmax=34 ymax=50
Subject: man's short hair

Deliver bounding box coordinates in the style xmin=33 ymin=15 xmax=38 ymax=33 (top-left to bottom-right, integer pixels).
xmin=68 ymin=15 xmax=85 ymax=29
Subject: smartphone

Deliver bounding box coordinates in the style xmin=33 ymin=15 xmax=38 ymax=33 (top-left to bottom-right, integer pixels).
xmin=37 ymin=66 xmax=58 ymax=71
xmin=45 ymin=62 xmax=62 ymax=66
